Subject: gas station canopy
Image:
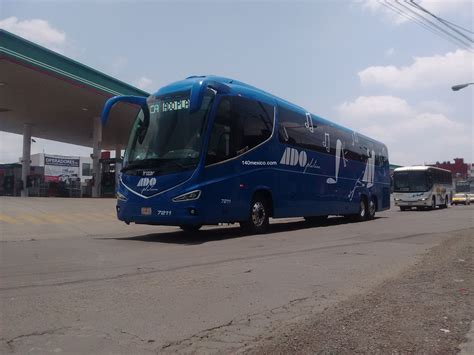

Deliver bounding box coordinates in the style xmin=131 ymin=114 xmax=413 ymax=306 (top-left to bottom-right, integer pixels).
xmin=0 ymin=29 xmax=151 ymax=197
xmin=0 ymin=29 xmax=149 ymax=149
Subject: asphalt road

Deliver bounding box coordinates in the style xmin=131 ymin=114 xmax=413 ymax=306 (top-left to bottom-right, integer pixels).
xmin=0 ymin=197 xmax=473 ymax=354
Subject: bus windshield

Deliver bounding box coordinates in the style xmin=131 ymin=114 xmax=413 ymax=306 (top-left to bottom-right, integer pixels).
xmin=393 ymin=171 xmax=431 ymax=192
xmin=123 ymin=89 xmax=215 ymax=174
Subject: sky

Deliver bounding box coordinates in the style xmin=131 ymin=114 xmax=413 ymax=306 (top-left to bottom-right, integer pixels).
xmin=1 ymin=0 xmax=473 ymax=166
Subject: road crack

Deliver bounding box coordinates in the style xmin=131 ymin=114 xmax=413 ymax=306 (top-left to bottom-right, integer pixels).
xmin=2 ymin=228 xmax=470 ymax=292
xmin=5 ymin=327 xmax=71 ymax=350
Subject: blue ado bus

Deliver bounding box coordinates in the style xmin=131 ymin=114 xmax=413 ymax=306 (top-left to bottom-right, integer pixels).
xmin=101 ymin=76 xmax=391 ymax=233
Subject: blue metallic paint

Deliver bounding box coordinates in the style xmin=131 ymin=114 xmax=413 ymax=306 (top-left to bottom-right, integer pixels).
xmin=107 ymin=75 xmax=391 ymax=227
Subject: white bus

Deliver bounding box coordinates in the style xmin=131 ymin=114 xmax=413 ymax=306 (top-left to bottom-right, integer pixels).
xmin=393 ymin=166 xmax=453 ymax=211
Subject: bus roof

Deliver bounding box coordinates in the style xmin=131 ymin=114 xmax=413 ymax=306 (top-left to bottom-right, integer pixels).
xmin=394 ymin=166 xmax=452 ymax=173
xmin=153 ymin=75 xmax=386 ymax=148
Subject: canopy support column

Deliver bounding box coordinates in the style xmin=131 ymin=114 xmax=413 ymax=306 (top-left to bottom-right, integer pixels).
xmin=21 ymin=124 xmax=32 ymax=197
xmin=115 ymin=146 xmax=122 ymax=161
xmin=92 ymin=117 xmax=102 ymax=198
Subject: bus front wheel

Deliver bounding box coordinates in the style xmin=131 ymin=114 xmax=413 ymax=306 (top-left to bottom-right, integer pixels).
xmin=430 ymin=197 xmax=436 ymax=210
xmin=441 ymin=195 xmax=449 ymax=209
xmin=240 ymin=195 xmax=270 ymax=234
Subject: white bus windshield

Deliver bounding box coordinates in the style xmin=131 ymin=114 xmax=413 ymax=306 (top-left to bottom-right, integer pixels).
xmin=393 ymin=171 xmax=431 ymax=192
xmin=123 ymin=89 xmax=215 ymax=174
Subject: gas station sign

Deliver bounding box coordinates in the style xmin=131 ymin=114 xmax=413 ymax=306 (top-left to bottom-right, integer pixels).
xmin=44 ymin=155 xmax=80 ymax=182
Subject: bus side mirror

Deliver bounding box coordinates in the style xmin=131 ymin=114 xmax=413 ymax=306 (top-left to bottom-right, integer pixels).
xmin=101 ymin=95 xmax=149 ymax=126
xmin=189 ymin=79 xmax=231 ymax=113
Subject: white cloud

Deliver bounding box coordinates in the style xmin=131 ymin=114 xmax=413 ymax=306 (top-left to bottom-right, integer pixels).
xmin=134 ymin=76 xmax=154 ymax=91
xmin=336 ymin=95 xmax=472 ymax=165
xmin=358 ymin=49 xmax=474 ymax=90
xmin=0 ymin=17 xmax=67 ymax=53
xmin=417 ymin=100 xmax=453 ymax=115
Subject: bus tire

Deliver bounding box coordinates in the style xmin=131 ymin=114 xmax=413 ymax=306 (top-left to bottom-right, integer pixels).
xmin=367 ymin=197 xmax=376 ymax=220
xmin=350 ymin=196 xmax=368 ymax=222
xmin=240 ymin=194 xmax=270 ymax=234
xmin=179 ymin=225 xmax=202 ymax=233
xmin=430 ymin=196 xmax=436 ymax=210
xmin=442 ymin=195 xmax=449 ymax=209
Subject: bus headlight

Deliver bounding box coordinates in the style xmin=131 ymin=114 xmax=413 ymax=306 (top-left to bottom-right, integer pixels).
xmin=172 ymin=190 xmax=201 ymax=202
xmin=420 ymin=197 xmax=427 ymax=201
xmin=394 ymin=198 xmax=401 ymax=201
xmin=116 ymin=191 xmax=128 ymax=202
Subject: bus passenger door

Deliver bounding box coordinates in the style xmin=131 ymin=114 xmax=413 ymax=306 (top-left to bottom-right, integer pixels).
xmin=203 ymin=95 xmax=275 ymax=222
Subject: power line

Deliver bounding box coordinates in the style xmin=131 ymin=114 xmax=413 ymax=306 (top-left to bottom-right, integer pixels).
xmin=439 ymin=17 xmax=474 ymax=35
xmin=397 ymin=0 xmax=473 ymax=50
xmin=378 ymin=0 xmax=473 ymax=51
xmin=408 ymin=0 xmax=473 ymax=44
xmin=378 ymin=0 xmax=466 ymax=49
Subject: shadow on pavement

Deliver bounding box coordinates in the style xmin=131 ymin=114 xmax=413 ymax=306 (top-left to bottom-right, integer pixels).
xmin=397 ymin=207 xmax=453 ymax=212
xmin=103 ymin=216 xmax=386 ymax=245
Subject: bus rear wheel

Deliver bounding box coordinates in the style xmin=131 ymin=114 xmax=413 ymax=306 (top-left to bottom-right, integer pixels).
xmin=367 ymin=197 xmax=376 ymax=219
xmin=240 ymin=195 xmax=269 ymax=234
xmin=179 ymin=225 xmax=202 ymax=233
xmin=350 ymin=197 xmax=368 ymax=222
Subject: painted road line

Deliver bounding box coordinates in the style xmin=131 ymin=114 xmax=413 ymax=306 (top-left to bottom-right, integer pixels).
xmin=16 ymin=214 xmax=48 ymax=225
xmin=0 ymin=212 xmax=118 ymax=225
xmin=0 ymin=214 xmax=19 ymax=224
xmin=69 ymin=213 xmax=109 ymax=222
xmin=40 ymin=213 xmax=69 ymax=224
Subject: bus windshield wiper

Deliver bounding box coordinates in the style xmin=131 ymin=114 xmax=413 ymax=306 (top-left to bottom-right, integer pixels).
xmin=121 ymin=158 xmax=193 ymax=173
xmin=121 ymin=159 xmax=162 ymax=172
xmin=163 ymin=160 xmax=192 ymax=171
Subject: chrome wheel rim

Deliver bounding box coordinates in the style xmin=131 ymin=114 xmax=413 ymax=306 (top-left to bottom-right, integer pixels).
xmin=369 ymin=200 xmax=376 ymax=216
xmin=251 ymin=202 xmax=266 ymax=227
xmin=360 ymin=200 xmax=366 ymax=218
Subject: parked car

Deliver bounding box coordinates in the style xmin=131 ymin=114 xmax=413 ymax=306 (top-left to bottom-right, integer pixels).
xmin=451 ymin=193 xmax=470 ymax=205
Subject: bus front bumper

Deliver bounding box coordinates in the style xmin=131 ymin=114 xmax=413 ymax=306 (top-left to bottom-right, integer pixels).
xmin=393 ymin=200 xmax=430 ymax=207
xmin=116 ymin=200 xmax=205 ymax=226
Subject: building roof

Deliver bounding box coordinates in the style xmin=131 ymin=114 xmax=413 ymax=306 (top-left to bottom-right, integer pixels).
xmin=394 ymin=165 xmax=451 ymax=172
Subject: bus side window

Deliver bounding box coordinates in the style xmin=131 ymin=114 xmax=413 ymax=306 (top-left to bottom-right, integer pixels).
xmin=234 ymin=96 xmax=273 ymax=153
xmin=278 ymin=106 xmax=318 ymax=151
xmin=206 ymin=97 xmax=274 ymax=166
xmin=206 ymin=98 xmax=233 ymax=165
